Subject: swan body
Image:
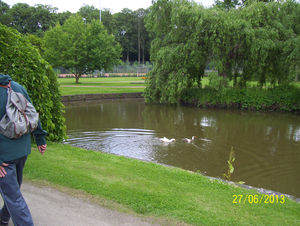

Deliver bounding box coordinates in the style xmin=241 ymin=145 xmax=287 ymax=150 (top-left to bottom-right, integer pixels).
xmin=160 ymin=137 xmax=176 ymax=142
xmin=183 ymin=136 xmax=196 ymax=143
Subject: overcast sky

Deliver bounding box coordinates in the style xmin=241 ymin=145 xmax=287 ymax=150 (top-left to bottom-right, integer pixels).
xmin=5 ymin=0 xmax=215 ymax=13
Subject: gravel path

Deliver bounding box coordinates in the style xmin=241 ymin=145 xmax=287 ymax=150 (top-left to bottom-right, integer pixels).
xmin=0 ymin=182 xmax=160 ymax=226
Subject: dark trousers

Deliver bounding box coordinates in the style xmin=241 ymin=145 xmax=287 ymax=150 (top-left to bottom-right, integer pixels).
xmin=0 ymin=156 xmax=34 ymax=226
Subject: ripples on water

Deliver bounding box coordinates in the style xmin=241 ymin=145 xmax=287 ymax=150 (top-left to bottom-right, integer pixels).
xmin=65 ymin=128 xmax=157 ymax=161
xmin=63 ymin=99 xmax=300 ymax=197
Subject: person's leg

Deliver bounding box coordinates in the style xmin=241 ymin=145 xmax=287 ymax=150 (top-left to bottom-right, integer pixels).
xmin=0 ymin=155 xmax=28 ymax=223
xmin=16 ymin=156 xmax=27 ymax=187
xmin=0 ymin=204 xmax=10 ymax=224
xmin=0 ymin=157 xmax=33 ymax=226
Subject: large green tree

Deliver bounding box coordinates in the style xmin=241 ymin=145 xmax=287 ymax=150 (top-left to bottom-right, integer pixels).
xmin=0 ymin=23 xmax=66 ymax=141
xmin=43 ymin=15 xmax=122 ymax=83
xmin=9 ymin=3 xmax=34 ymax=34
xmin=211 ymin=0 xmax=300 ymax=87
xmin=144 ymin=0 xmax=212 ymax=103
xmin=114 ymin=8 xmax=137 ymax=62
xmin=145 ymin=0 xmax=300 ymax=103
xmin=7 ymin=3 xmax=58 ymax=37
xmin=0 ymin=0 xmax=12 ymax=26
xmin=78 ymin=5 xmax=117 ymax=35
xmin=57 ymin=11 xmax=73 ymax=26
xmin=2 ymin=0 xmax=152 ymax=63
xmin=134 ymin=8 xmax=150 ymax=64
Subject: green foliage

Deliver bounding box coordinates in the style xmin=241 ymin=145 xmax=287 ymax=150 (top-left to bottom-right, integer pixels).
xmin=2 ymin=0 xmax=152 ymax=63
xmin=26 ymin=33 xmax=43 ymax=54
xmin=214 ymin=0 xmax=241 ymax=10
xmin=0 ymin=24 xmax=67 ymax=141
xmin=113 ymin=8 xmax=151 ymax=63
xmin=180 ymin=84 xmax=300 ymax=112
xmin=7 ymin=3 xmax=58 ymax=37
xmin=208 ymin=72 xmax=229 ymax=90
xmin=223 ymin=147 xmax=235 ymax=181
xmin=145 ymin=0 xmax=300 ymax=103
xmin=144 ymin=0 xmax=210 ymax=103
xmin=43 ymin=15 xmax=122 ymax=83
xmin=77 ymin=5 xmax=117 ymax=35
xmin=0 ymin=0 xmax=12 ymax=26
xmin=77 ymin=4 xmax=101 ymax=24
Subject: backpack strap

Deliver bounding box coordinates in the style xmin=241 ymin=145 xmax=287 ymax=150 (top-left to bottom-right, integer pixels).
xmin=0 ymin=81 xmax=11 ymax=89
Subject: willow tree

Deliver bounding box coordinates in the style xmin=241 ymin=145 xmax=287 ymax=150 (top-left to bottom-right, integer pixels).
xmin=145 ymin=0 xmax=300 ymax=104
xmin=236 ymin=1 xmax=293 ymax=86
xmin=43 ymin=15 xmax=122 ymax=83
xmin=0 ymin=24 xmax=66 ymax=141
xmin=211 ymin=0 xmax=300 ymax=87
xmin=207 ymin=8 xmax=245 ymax=86
xmin=144 ymin=0 xmax=212 ymax=103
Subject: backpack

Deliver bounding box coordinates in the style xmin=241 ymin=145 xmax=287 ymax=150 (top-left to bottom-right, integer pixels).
xmin=0 ymin=81 xmax=39 ymax=139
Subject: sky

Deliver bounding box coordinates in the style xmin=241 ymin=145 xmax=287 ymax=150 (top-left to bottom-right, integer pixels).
xmin=5 ymin=0 xmax=215 ymax=14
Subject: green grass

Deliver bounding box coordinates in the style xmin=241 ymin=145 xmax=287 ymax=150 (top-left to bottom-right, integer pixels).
xmin=58 ymin=77 xmax=300 ymax=96
xmin=60 ymin=87 xmax=145 ymax=95
xmin=25 ymin=143 xmax=300 ymax=226
xmin=58 ymin=77 xmax=146 ymax=95
xmin=58 ymin=77 xmax=145 ymax=84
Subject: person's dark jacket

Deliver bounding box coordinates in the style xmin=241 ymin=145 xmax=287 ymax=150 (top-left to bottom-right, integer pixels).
xmin=0 ymin=74 xmax=47 ymax=165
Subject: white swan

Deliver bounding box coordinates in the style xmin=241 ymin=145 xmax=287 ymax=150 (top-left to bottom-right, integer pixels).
xmin=183 ymin=136 xmax=196 ymax=143
xmin=160 ymin=137 xmax=176 ymax=142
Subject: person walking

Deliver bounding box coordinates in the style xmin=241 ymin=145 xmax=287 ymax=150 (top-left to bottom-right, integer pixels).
xmin=0 ymin=74 xmax=47 ymax=226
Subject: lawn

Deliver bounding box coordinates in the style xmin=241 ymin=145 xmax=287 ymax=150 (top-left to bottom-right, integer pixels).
xmin=58 ymin=77 xmax=145 ymax=85
xmin=25 ymin=143 xmax=300 ymax=226
xmin=58 ymin=76 xmax=300 ymax=97
xmin=58 ymin=77 xmax=146 ymax=95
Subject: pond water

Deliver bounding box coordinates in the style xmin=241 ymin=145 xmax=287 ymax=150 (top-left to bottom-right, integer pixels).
xmin=63 ymin=99 xmax=300 ymax=198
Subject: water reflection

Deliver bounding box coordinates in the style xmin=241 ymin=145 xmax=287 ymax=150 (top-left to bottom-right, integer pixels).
xmin=64 ymin=99 xmax=300 ymax=197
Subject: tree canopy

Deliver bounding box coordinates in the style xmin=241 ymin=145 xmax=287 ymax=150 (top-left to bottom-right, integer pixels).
xmin=8 ymin=3 xmax=58 ymax=37
xmin=43 ymin=15 xmax=122 ymax=83
xmin=0 ymin=23 xmax=66 ymax=141
xmin=144 ymin=0 xmax=300 ymax=103
xmin=1 ymin=0 xmax=152 ymax=62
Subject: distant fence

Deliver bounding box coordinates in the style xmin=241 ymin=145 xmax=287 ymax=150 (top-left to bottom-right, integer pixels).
xmin=54 ymin=61 xmax=153 ymax=77
xmin=54 ymin=61 xmax=219 ymax=78
xmin=57 ymin=73 xmax=147 ymax=78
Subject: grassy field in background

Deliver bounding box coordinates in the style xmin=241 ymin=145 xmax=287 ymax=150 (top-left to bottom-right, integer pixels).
xmin=58 ymin=77 xmax=146 ymax=86
xmin=58 ymin=77 xmax=300 ymax=96
xmin=25 ymin=143 xmax=300 ymax=226
xmin=58 ymin=77 xmax=209 ymax=96
xmin=60 ymin=87 xmax=145 ymax=95
xmin=58 ymin=77 xmax=147 ymax=95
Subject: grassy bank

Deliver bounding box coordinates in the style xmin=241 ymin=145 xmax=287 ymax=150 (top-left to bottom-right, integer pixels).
xmin=25 ymin=143 xmax=300 ymax=226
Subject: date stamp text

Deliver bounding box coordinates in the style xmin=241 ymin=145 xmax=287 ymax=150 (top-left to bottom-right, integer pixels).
xmin=233 ymin=194 xmax=286 ymax=204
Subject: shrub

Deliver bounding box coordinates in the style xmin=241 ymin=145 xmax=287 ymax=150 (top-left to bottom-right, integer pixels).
xmin=180 ymin=85 xmax=300 ymax=112
xmin=0 ymin=24 xmax=67 ymax=141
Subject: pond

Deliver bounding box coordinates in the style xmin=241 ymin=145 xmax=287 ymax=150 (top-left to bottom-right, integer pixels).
xmin=63 ymin=99 xmax=300 ymax=198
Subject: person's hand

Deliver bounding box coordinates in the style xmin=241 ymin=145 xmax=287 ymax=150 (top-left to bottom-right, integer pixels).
xmin=38 ymin=144 xmax=47 ymax=155
xmin=0 ymin=163 xmax=8 ymax=178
